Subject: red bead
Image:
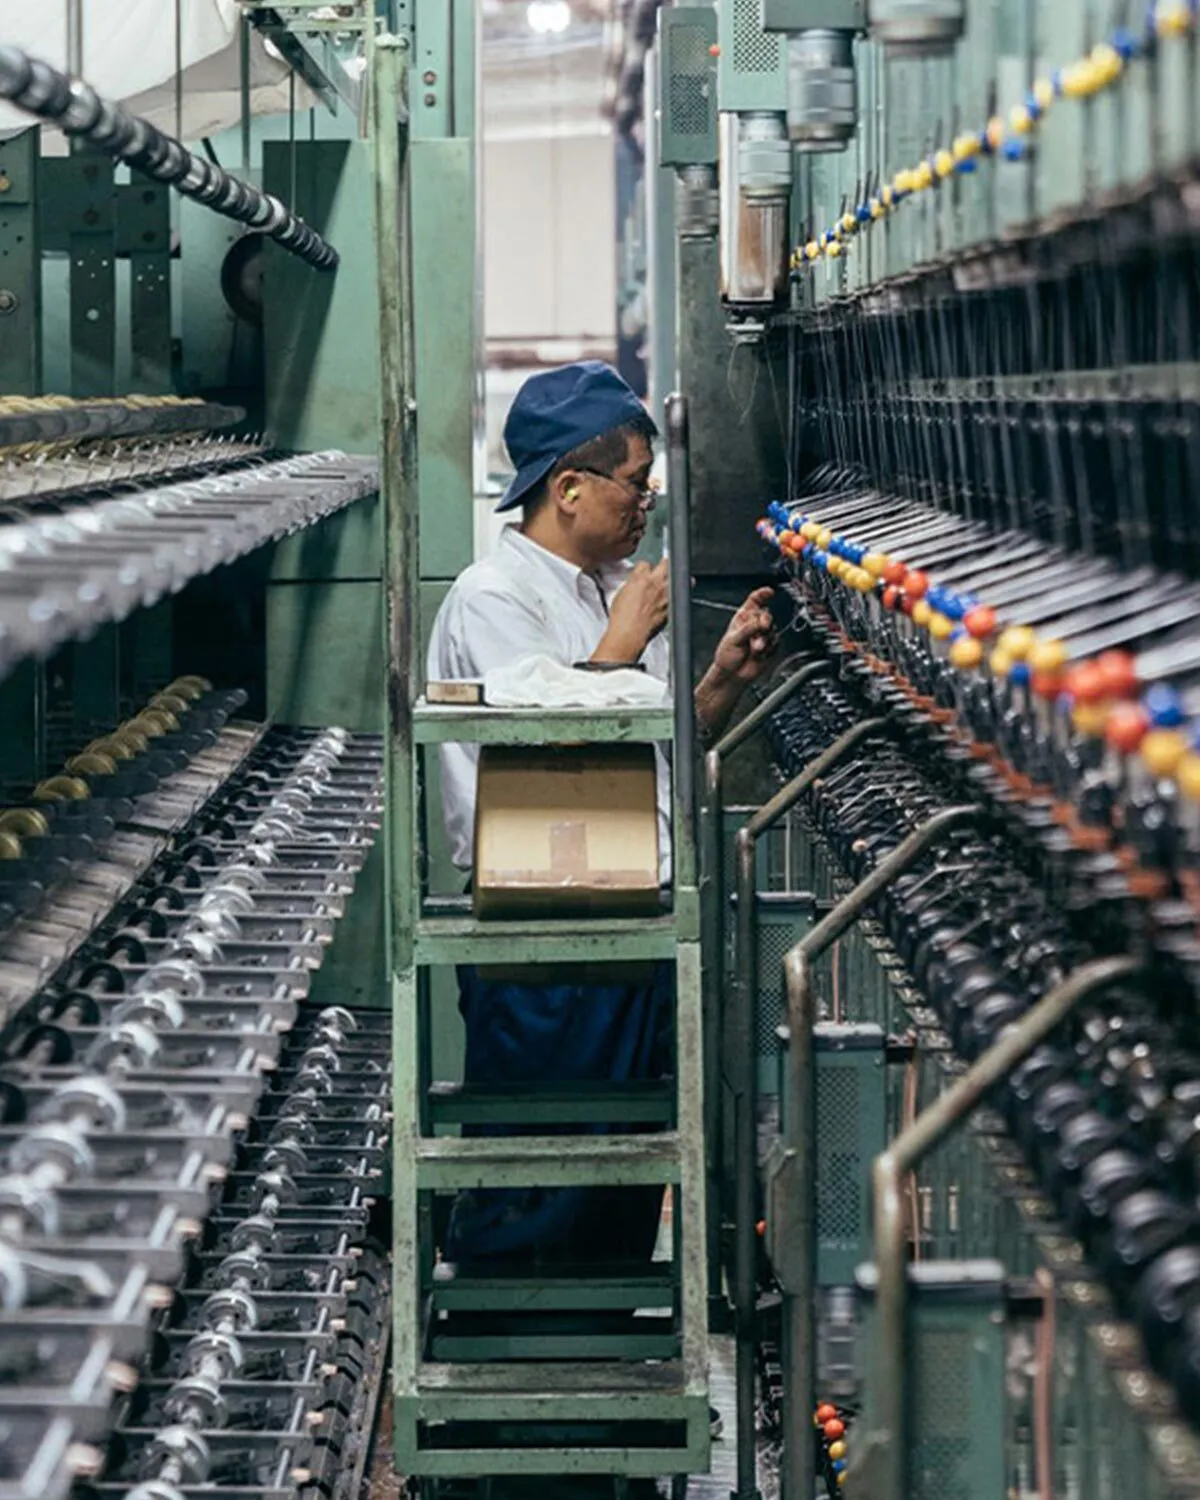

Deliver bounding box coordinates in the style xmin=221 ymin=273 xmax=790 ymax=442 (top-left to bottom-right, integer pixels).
xmin=824 ymin=1418 xmax=846 ymax=1440
xmin=1105 ymin=702 xmax=1150 ymax=754
xmin=882 ymin=586 xmax=900 ymax=611
xmin=900 ymin=594 xmax=915 ymax=616
xmin=883 ymin=560 xmax=907 ymax=586
xmin=1096 ymin=649 xmax=1139 ymax=701
xmin=1031 ymin=671 xmax=1064 ymax=702
xmin=905 ymin=570 xmax=929 ymax=600
xmin=963 ymin=604 xmax=997 ymax=639
xmin=816 ymin=1404 xmax=837 ymax=1424
xmin=1066 ymin=661 xmax=1105 ymax=703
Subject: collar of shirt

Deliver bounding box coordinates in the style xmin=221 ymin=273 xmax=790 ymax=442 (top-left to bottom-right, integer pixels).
xmin=496 ymin=524 xmax=633 ymax=611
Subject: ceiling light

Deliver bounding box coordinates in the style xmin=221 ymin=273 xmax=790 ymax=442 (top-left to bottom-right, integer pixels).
xmin=527 ymin=0 xmax=571 ymax=35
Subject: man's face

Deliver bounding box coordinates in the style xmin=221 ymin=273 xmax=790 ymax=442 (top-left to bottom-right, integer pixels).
xmin=569 ymin=434 xmax=656 ymax=564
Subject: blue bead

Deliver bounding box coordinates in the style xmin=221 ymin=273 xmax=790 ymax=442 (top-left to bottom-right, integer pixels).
xmin=979 ymin=129 xmax=994 ymax=155
xmin=848 ymin=544 xmax=864 ymax=564
xmin=814 ymin=550 xmax=828 ymax=570
xmin=956 ymin=159 xmax=978 ymax=173
xmin=1009 ymin=662 xmax=1031 ymax=687
xmin=1112 ymin=25 xmax=1138 ymax=58
xmin=1025 ymin=92 xmax=1042 ymax=120
xmin=832 ymin=1461 xmax=846 ymax=1474
xmin=1002 ymin=140 xmax=1027 ymax=162
xmin=1146 ymin=683 xmax=1185 ymax=728
xmin=942 ymin=595 xmax=965 ymax=621
xmin=949 ymin=626 xmax=966 ymax=643
xmin=856 ymin=204 xmax=871 ymax=223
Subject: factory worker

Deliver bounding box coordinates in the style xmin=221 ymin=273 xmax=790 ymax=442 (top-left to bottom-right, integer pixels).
xmin=428 ymin=360 xmax=776 ymax=1272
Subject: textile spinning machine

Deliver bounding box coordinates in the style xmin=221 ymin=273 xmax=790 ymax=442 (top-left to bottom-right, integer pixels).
xmin=0 ymin=9 xmax=461 ymax=1498
xmin=644 ymin=0 xmax=1200 ymax=1495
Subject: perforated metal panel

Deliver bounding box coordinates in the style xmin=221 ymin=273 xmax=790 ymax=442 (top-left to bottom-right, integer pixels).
xmin=660 ymin=8 xmax=718 ymax=166
xmin=814 ymin=1026 xmax=885 ymax=1284
xmin=860 ymin=1263 xmax=1007 ymax=1500
xmin=716 ymin=0 xmax=788 ymax=111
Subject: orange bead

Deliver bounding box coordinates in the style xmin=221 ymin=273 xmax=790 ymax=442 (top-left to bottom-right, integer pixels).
xmin=963 ymin=604 xmax=997 ymax=639
xmin=1105 ymin=702 xmax=1150 ymax=754
xmin=905 ymin=569 xmax=929 ymax=600
xmin=883 ymin=585 xmax=901 ymax=611
xmin=824 ymin=1418 xmax=846 ymax=1440
xmin=816 ymin=1403 xmax=837 ymax=1424
xmin=1066 ymin=662 xmax=1105 ymax=703
xmin=1096 ymin=649 xmax=1139 ymax=701
xmin=883 ymin=560 xmax=907 ymax=586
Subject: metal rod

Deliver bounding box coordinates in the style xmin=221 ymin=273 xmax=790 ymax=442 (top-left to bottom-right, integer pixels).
xmin=731 ymin=716 xmax=886 ymax=1500
xmin=864 ymin=953 xmax=1144 ymax=1500
xmin=666 ymin=392 xmax=697 ymax=889
xmin=0 ymin=44 xmax=337 ymax=272
xmin=240 ymin=14 xmax=252 ymax=173
xmin=698 ymin=656 xmax=826 ymax=1317
xmin=65 ymin=0 xmax=83 ymax=75
xmin=777 ymin=804 xmax=979 ymax=1500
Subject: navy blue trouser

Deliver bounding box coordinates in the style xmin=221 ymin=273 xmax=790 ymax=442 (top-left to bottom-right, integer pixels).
xmin=444 ymin=962 xmax=675 ymax=1269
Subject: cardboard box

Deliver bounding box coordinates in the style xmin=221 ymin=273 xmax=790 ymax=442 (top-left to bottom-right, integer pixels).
xmin=474 ymin=743 xmax=660 ymax=919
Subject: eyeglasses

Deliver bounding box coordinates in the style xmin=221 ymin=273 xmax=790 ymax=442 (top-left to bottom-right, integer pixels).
xmin=577 ymin=467 xmax=660 ymax=509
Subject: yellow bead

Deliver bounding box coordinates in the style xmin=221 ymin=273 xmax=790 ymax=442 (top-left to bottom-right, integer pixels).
xmin=1033 ymin=77 xmax=1055 ymax=111
xmin=989 ymin=648 xmax=1013 ymax=678
xmin=1061 ymin=63 xmax=1088 ymax=99
xmin=806 ymin=241 xmax=820 ymax=261
xmin=827 ymin=242 xmax=843 ymax=259
xmin=1177 ymin=752 xmax=1200 ymax=802
xmin=880 ymin=185 xmax=894 ymax=207
xmin=1071 ymin=700 xmax=1111 ymax=739
xmin=1091 ymin=42 xmax=1122 ymax=82
xmin=863 ymin=552 xmax=888 ymax=578
xmin=950 ymin=636 xmax=984 ymax=670
xmin=828 ymin=557 xmax=845 ymax=578
xmin=998 ymin=625 xmax=1035 ymax=661
xmin=914 ymin=160 xmax=934 ymax=190
xmin=929 ymin=611 xmax=955 ymax=640
xmin=1029 ymin=638 xmax=1068 ymax=674
xmin=829 ymin=1441 xmax=847 ymax=1461
xmin=934 ymin=149 xmax=955 ymax=179
xmin=870 ymin=197 xmax=885 ymax=220
xmin=817 ymin=528 xmax=833 ymax=548
xmin=801 ymin=521 xmax=819 ymax=541
xmin=1140 ymin=728 xmax=1188 ymax=777
xmin=841 ymin=212 xmax=856 ymax=233
xmin=953 ymin=132 xmax=979 ymax=162
xmin=1156 ymin=2 xmax=1192 ymax=37
xmin=855 ymin=568 xmax=875 ymax=593
xmin=912 ymin=600 xmax=933 ymax=629
xmin=986 ymin=115 xmax=1005 ymax=150
xmin=893 ymin=169 xmax=912 ymax=194
xmin=1010 ymin=104 xmax=1033 ymax=135
xmin=838 ymin=1476 xmax=847 ymax=1489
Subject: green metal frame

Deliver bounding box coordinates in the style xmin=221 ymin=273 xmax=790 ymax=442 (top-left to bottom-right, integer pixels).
xmin=375 ymin=18 xmax=711 ymax=1479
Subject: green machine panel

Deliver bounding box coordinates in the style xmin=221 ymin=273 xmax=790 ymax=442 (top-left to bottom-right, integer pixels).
xmin=860 ymin=1260 xmax=1008 ymax=1500
xmin=812 ymin=1023 xmax=885 ymax=1286
xmin=659 ymin=7 xmax=719 ymax=166
xmin=716 ymin=0 xmax=788 ymax=111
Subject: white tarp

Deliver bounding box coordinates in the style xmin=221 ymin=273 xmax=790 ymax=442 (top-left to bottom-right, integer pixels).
xmin=0 ymin=0 xmax=313 ymax=140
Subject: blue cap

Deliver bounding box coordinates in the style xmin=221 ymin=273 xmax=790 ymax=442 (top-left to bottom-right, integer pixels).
xmin=496 ymin=361 xmax=656 ymax=513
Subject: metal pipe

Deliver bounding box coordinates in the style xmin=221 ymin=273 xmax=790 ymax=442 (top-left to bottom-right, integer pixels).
xmin=0 ymin=44 xmax=337 ymax=272
xmin=666 ymin=392 xmax=697 ymax=890
xmin=866 ymin=953 xmax=1144 ymax=1500
xmin=65 ymin=0 xmax=83 ymax=75
xmin=698 ymin=656 xmax=827 ymax=1315
xmin=731 ymin=716 xmax=886 ymax=1500
xmin=777 ymin=804 xmax=978 ymax=1500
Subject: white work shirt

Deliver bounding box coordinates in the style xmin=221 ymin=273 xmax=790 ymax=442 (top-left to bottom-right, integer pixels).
xmin=427 ymin=525 xmax=673 ymax=882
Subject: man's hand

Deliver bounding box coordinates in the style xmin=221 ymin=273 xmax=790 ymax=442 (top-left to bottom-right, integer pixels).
xmin=694 ymin=586 xmax=779 ymax=739
xmin=711 ymin=586 xmax=778 ymax=684
xmin=593 ymin=559 xmax=669 ymax=664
